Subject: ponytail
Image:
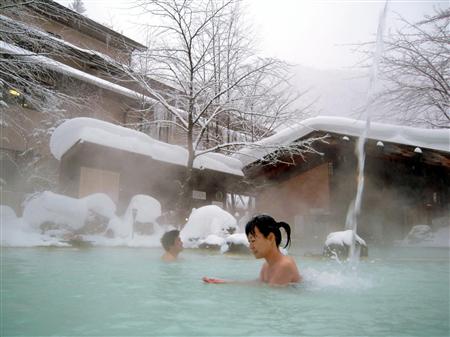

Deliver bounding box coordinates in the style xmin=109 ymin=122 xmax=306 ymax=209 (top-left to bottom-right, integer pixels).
xmin=245 ymin=215 xmax=292 ymax=249
xmin=277 ymin=221 xmax=291 ymax=248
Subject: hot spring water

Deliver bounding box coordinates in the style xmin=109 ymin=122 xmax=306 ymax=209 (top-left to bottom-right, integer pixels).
xmin=2 ymin=2 xmax=448 ymax=336
xmin=2 ymin=246 xmax=449 ymax=336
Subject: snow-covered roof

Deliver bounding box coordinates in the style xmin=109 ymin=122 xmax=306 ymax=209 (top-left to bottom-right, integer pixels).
xmin=1 ymin=39 xmax=254 ymax=144
xmin=50 ymin=117 xmax=244 ymax=176
xmin=27 ymin=0 xmax=146 ymax=51
xmin=0 ymin=41 xmax=156 ymax=103
xmin=0 ymin=14 xmax=125 ymax=70
xmin=2 ymin=41 xmax=249 ymax=138
xmin=235 ymin=116 xmax=450 ymax=166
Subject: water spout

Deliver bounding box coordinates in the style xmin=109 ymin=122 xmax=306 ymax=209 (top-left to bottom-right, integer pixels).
xmin=346 ymin=0 xmax=390 ymax=263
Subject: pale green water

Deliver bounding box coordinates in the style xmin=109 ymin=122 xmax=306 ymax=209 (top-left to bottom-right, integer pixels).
xmin=1 ymin=247 xmax=449 ymax=336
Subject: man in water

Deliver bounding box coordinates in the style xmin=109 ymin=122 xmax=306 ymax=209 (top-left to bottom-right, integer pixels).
xmin=161 ymin=230 xmax=183 ymax=262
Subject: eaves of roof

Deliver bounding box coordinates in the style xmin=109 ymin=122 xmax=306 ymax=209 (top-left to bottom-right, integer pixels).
xmin=26 ymin=0 xmax=147 ymax=52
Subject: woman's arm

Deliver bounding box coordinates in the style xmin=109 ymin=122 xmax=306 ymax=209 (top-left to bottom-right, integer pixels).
xmin=202 ymin=277 xmax=228 ymax=284
xmin=202 ymin=276 xmax=260 ymax=285
xmin=203 ymin=263 xmax=266 ymax=285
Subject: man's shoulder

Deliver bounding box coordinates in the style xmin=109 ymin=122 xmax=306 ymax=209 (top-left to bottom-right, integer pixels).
xmin=161 ymin=253 xmax=176 ymax=262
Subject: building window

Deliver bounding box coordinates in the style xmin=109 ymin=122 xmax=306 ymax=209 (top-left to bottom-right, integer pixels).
xmin=1 ymin=86 xmax=31 ymax=109
xmin=154 ymin=103 xmax=172 ymax=143
xmin=158 ymin=125 xmax=170 ymax=143
xmin=0 ymin=148 xmax=20 ymax=189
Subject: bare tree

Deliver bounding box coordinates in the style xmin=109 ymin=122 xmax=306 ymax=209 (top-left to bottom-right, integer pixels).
xmin=0 ymin=1 xmax=42 ymax=11
xmin=68 ymin=0 xmax=86 ymax=15
xmin=129 ymin=0 xmax=316 ymax=212
xmin=1 ymin=4 xmax=72 ymax=191
xmin=0 ymin=1 xmax=111 ymax=191
xmin=370 ymin=8 xmax=449 ymax=128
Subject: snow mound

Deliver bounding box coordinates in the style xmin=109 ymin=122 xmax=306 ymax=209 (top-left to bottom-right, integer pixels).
xmin=1 ymin=204 xmax=65 ymax=247
xmin=124 ymin=194 xmax=161 ymax=223
xmin=398 ymin=223 xmax=450 ymax=247
xmin=180 ymin=205 xmax=238 ymax=248
xmin=325 ymin=229 xmax=366 ymax=247
xmin=22 ymin=191 xmax=116 ymax=231
xmin=1 ymin=205 xmax=17 ymax=221
xmin=109 ymin=194 xmax=163 ymax=238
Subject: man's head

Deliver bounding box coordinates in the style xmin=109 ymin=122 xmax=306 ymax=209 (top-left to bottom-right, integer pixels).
xmin=161 ymin=230 xmax=183 ymax=253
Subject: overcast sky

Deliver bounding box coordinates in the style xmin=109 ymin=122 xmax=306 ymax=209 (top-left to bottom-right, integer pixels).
xmin=246 ymin=0 xmax=446 ymax=69
xmin=56 ymin=0 xmax=447 ymax=70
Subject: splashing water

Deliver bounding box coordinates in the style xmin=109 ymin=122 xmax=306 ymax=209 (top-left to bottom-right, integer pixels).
xmin=346 ymin=0 xmax=390 ymax=263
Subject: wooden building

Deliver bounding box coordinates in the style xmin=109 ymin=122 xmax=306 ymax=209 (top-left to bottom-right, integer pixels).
xmin=52 ymin=118 xmax=245 ymax=216
xmin=0 ymin=0 xmax=149 ymax=209
xmin=238 ymin=117 xmax=450 ymax=247
xmin=1 ymin=0 xmax=254 ymax=213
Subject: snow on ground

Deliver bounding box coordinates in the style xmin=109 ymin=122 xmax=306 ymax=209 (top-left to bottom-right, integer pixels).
xmin=1 ymin=205 xmax=16 ymax=222
xmin=1 ymin=192 xmax=249 ymax=250
xmin=1 ymin=205 xmax=69 ymax=247
xmin=50 ymin=117 xmax=243 ymax=176
xmin=1 ymin=191 xmax=164 ymax=247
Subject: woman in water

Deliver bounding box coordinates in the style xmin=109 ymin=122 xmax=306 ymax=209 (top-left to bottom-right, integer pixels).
xmin=203 ymin=214 xmax=301 ymax=286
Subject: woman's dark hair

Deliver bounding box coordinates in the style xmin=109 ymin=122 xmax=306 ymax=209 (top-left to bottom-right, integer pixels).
xmin=160 ymin=230 xmax=180 ymax=251
xmin=245 ymin=214 xmax=292 ymax=248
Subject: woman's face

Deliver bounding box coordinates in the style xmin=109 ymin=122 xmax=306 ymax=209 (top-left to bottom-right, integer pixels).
xmin=247 ymin=226 xmax=273 ymax=259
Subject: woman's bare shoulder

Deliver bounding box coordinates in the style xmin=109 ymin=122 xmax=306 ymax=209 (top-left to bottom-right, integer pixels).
xmin=281 ymin=255 xmax=297 ymax=266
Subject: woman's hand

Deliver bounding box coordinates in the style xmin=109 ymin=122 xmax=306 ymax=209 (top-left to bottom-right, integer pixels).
xmin=202 ymin=276 xmax=227 ymax=284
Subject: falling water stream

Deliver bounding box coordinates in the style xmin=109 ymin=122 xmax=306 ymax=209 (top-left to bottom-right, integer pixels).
xmin=346 ymin=0 xmax=390 ymax=262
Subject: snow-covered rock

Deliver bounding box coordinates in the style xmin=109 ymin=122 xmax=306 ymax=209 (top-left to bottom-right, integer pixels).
xmin=397 ymin=222 xmax=450 ymax=247
xmin=323 ymin=229 xmax=368 ymax=259
xmin=22 ymin=191 xmax=116 ymax=233
xmin=404 ymin=225 xmax=433 ymax=244
xmin=197 ymin=233 xmax=250 ymax=254
xmin=181 ymin=205 xmax=243 ymax=252
xmin=1 ymin=205 xmax=17 ymax=222
xmin=109 ymin=194 xmax=163 ymax=238
xmin=225 ymin=233 xmax=250 ymax=253
xmin=0 ymin=193 xmax=170 ymax=247
xmin=1 ymin=205 xmax=64 ymax=247
xmin=181 ymin=205 xmax=238 ymax=242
